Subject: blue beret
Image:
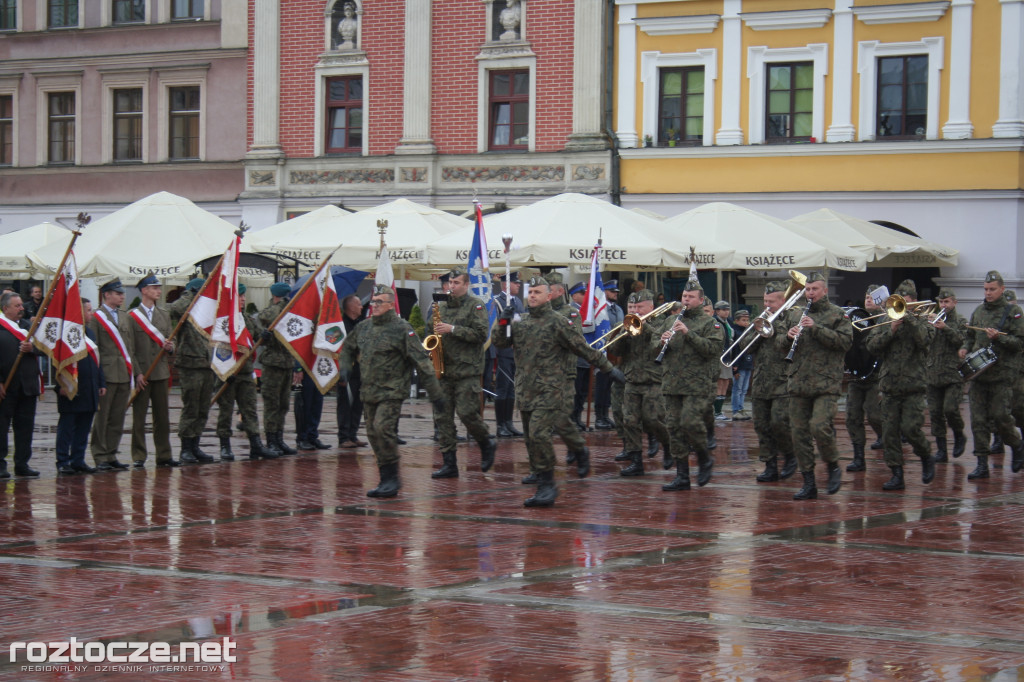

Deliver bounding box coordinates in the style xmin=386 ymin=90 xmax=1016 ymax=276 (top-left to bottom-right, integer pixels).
xmin=238 ymin=283 xmax=247 ymax=295
xmin=186 ymin=278 xmax=205 ymax=293
xmin=568 ymin=283 xmax=586 ymax=296
xmin=136 ymin=274 xmax=160 ymax=289
xmin=270 ymin=282 xmax=290 ymax=297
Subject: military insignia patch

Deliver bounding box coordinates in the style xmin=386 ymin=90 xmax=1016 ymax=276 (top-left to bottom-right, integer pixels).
xmin=408 ymin=330 xmax=416 ymax=336
xmin=713 ymin=323 xmax=721 ymax=329
xmin=475 ymin=304 xmax=483 ymax=310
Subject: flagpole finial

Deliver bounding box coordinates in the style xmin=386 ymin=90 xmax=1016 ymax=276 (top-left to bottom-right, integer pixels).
xmin=235 ymin=221 xmax=250 ymax=238
xmin=376 ymin=218 xmax=388 ymax=250
xmin=74 ymin=212 xmax=91 ymax=233
xmin=502 ymin=233 xmax=513 ymax=252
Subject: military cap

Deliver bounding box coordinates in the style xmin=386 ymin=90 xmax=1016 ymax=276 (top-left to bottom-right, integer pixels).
xmin=568 ymin=282 xmax=586 ymax=296
xmin=806 ymin=271 xmax=827 ymax=284
xmin=99 ymin=278 xmax=125 ymax=294
xmin=764 ymin=281 xmax=787 ymax=295
xmin=937 ymin=287 xmax=957 ymax=300
xmin=438 ymin=272 xmax=451 ymax=285
xmin=628 ymin=289 xmax=654 ymax=304
xmin=447 ymin=265 xmax=467 ymax=280
xmin=714 ymin=300 xmax=730 ymax=310
xmin=603 ymin=279 xmax=619 ymax=292
xmin=373 ymin=284 xmax=395 ymax=296
xmin=545 ymin=272 xmax=564 ymax=286
xmin=985 ymin=270 xmax=1004 ymax=285
xmin=136 ymin=273 xmax=161 ymax=289
xmin=866 ymin=283 xmax=883 ymax=295
xmin=185 ymin=277 xmax=205 ymax=293
xmin=895 ymin=278 xmax=917 ymax=298
xmin=238 ymin=283 xmax=247 ymax=295
xmin=270 ymin=282 xmax=291 ymax=297
xmin=703 ymin=296 xmax=712 ymax=307
xmin=734 ymin=308 xmax=750 ymax=318
xmin=1005 ymin=289 xmax=1017 ymax=303
xmin=684 ymin=279 xmax=704 ymax=293
xmin=528 ymin=275 xmax=549 ymax=287
xmin=504 ymin=271 xmax=520 ymax=283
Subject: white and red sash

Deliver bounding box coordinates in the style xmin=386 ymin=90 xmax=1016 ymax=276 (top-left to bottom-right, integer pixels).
xmin=130 ymin=307 xmax=167 ymax=347
xmin=85 ymin=336 xmax=98 ymax=364
xmin=93 ymin=310 xmax=134 ymax=389
xmin=0 ymin=313 xmax=44 ymax=394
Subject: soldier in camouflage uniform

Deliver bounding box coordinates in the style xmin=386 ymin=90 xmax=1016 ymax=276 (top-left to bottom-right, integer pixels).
xmin=750 ymin=281 xmax=796 ymax=482
xmin=777 ymin=272 xmax=852 ymax=499
xmin=959 ymin=271 xmax=1024 ymax=479
xmin=169 ymin=278 xmax=216 ymax=464
xmin=215 ymin=284 xmax=275 ymax=461
xmin=925 ymin=287 xmax=967 ymax=462
xmin=864 ymin=287 xmax=936 ymax=490
xmin=616 ymin=290 xmax=671 ymax=478
xmin=845 ymin=285 xmax=884 ymax=472
xmin=654 ymin=281 xmax=723 ymax=491
xmin=1002 ymin=290 xmax=1024 ymax=447
xmin=495 ymin=276 xmax=623 ymax=507
xmin=429 ymin=267 xmax=498 ymax=479
xmin=258 ymin=282 xmax=298 ymax=456
xmin=340 ymin=285 xmax=444 ymax=498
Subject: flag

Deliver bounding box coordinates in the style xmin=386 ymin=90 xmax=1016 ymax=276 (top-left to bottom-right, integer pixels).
xmin=209 ymin=235 xmax=254 ymax=380
xmin=375 ymin=243 xmax=399 ymax=316
xmin=580 ymin=242 xmax=611 ymax=350
xmin=467 ymin=202 xmax=497 ymax=331
xmin=32 ymin=252 xmax=87 ymax=398
xmin=274 ymin=267 xmax=341 ymax=394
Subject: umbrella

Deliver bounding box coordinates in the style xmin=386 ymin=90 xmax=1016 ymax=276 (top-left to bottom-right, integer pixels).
xmin=289 ymin=265 xmax=369 ymax=300
xmin=0 ymin=222 xmax=71 ymax=279
xmin=27 ymin=192 xmax=243 ymax=285
xmin=248 ymin=199 xmax=469 ymax=278
xmin=426 ymin=193 xmax=711 ymax=269
xmin=662 ymin=202 xmax=867 ymax=272
xmin=790 ymin=208 xmax=958 ymax=267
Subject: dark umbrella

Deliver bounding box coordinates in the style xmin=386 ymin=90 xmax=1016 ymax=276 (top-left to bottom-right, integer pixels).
xmin=289 ymin=265 xmax=368 ymax=300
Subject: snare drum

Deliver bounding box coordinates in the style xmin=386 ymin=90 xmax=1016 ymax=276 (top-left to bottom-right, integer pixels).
xmin=958 ymin=346 xmax=998 ymax=381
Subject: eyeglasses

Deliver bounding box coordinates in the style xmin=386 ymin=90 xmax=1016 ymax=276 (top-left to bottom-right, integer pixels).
xmin=370 ymin=299 xmax=392 ymax=306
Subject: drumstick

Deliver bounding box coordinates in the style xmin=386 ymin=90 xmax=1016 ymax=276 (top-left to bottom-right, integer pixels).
xmin=965 ymin=325 xmax=1008 ymax=335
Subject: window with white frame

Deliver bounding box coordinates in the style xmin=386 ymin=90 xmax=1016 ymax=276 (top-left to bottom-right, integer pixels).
xmin=0 ymin=0 xmax=16 ymax=31
xmin=857 ymin=38 xmax=943 ymax=141
xmin=747 ymin=44 xmax=827 ymax=145
xmin=48 ymin=92 xmax=75 ymax=164
xmin=0 ymin=94 xmax=12 ymax=165
xmin=168 ymin=86 xmax=199 ymax=160
xmin=325 ymin=75 xmax=363 ymax=153
xmin=113 ymin=88 xmax=143 ymax=161
xmin=640 ymin=49 xmax=717 ymax=148
xmin=477 ymin=57 xmax=535 ymax=153
xmin=171 ymin=0 xmax=201 ymax=20
xmin=112 ymin=0 xmax=144 ymax=24
xmin=48 ymin=0 xmax=77 ymax=28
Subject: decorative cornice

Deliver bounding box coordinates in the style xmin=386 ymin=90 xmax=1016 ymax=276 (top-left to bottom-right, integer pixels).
xmin=852 ymin=1 xmax=950 ymax=24
xmin=635 ymin=15 xmax=720 ymax=36
xmin=619 ymin=138 xmax=1024 ymax=160
xmin=740 ymin=8 xmax=832 ymax=31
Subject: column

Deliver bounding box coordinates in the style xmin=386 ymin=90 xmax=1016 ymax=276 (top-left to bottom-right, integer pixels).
xmin=993 ymin=0 xmax=1024 ymax=137
xmin=715 ymin=0 xmax=743 ymax=145
xmin=942 ymin=0 xmax=974 ymax=139
xmin=614 ymin=3 xmax=638 ymax=148
xmin=247 ymin=0 xmax=282 ymax=158
xmin=395 ymin=0 xmax=436 ymax=154
xmin=565 ymin=0 xmax=608 ymax=150
xmin=826 ymin=0 xmax=855 ymax=142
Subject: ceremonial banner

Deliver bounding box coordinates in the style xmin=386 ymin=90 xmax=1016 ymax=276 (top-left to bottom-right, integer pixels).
xmin=274 ymin=267 xmax=341 ymax=394
xmin=209 ymin=235 xmax=253 ymax=380
xmin=468 ymin=202 xmax=496 ymax=331
xmin=580 ymin=242 xmax=611 ymax=349
xmin=32 ymin=252 xmax=87 ymax=398
xmin=375 ymin=243 xmax=399 ymax=315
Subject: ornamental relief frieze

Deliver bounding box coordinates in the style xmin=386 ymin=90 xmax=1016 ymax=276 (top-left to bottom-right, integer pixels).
xmin=399 ymin=167 xmax=428 ymax=182
xmin=442 ymin=165 xmax=564 ymax=183
xmin=571 ymin=165 xmax=606 ymax=181
xmin=249 ymin=170 xmax=277 ymax=187
xmin=290 ymin=168 xmax=395 ymax=185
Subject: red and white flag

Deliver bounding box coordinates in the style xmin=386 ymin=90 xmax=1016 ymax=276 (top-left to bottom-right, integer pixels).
xmin=274 ymin=268 xmax=342 ymax=394
xmin=209 ymin=235 xmax=253 ymax=380
xmin=32 ymin=252 xmax=87 ymax=398
xmin=375 ymin=243 xmax=399 ymax=315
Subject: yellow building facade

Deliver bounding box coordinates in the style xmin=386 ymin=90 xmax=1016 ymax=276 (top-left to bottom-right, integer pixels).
xmin=614 ymin=0 xmax=1024 ymax=305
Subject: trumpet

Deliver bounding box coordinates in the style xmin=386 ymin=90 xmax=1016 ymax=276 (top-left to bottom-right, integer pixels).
xmin=720 ymin=269 xmax=808 ymax=367
xmin=928 ymin=308 xmax=947 ymax=326
xmin=856 ymin=296 xmax=935 ymax=329
xmin=589 ymin=301 xmax=674 ymax=349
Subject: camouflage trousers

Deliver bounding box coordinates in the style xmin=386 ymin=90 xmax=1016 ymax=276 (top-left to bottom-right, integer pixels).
xmin=880 ymin=392 xmax=931 ymax=466
xmin=521 ymin=408 xmax=561 ymax=473
xmin=663 ymin=393 xmax=709 ymax=462
xmin=216 ymin=376 xmax=260 ymax=438
xmin=926 ymin=382 xmax=965 ymax=440
xmin=611 ymin=380 xmax=624 ymax=436
xmin=1012 ymin=374 xmax=1024 ymax=433
xmin=261 ymin=366 xmax=292 ymax=434
xmin=553 ymin=376 xmax=585 ymax=451
xmin=177 ymin=367 xmax=215 ymax=439
xmin=969 ymin=381 xmax=1023 ymax=455
xmin=789 ymin=394 xmax=840 ymax=472
xmin=434 ymin=376 xmax=491 ymax=453
xmin=622 ymin=383 xmax=670 ymax=453
xmin=365 ymin=399 xmax=404 ymax=466
xmin=752 ymin=396 xmax=792 ymax=463
xmin=846 ymin=379 xmax=883 ymax=446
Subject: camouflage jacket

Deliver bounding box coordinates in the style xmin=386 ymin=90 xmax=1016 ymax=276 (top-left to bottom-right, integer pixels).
xmin=750 ymin=330 xmax=788 ymax=399
xmin=257 ymin=299 xmax=295 ymax=369
xmin=964 ymin=299 xmax=1024 ymax=383
xmin=617 ymin=319 xmax=664 ymax=388
xmin=169 ymin=292 xmax=210 ymax=370
xmin=438 ymin=292 xmax=489 ymax=380
xmin=494 ymin=301 xmax=614 ymax=411
xmin=926 ymin=308 xmax=967 ymax=387
xmin=551 ymin=296 xmax=584 ymax=380
xmin=652 ymin=306 xmax=723 ymax=396
xmin=775 ymin=299 xmax=852 ymax=397
xmin=339 ymin=309 xmax=441 ymax=403
xmin=864 ymin=312 xmax=933 ymax=396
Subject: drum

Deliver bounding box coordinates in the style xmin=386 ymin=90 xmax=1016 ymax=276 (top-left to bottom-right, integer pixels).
xmin=844 ymin=307 xmax=880 ymax=380
xmin=958 ymin=346 xmax=998 ymax=381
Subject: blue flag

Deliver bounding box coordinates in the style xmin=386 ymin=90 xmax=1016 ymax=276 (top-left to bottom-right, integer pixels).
xmin=582 ymin=243 xmax=611 ymax=350
xmin=468 ymin=204 xmax=497 ymax=331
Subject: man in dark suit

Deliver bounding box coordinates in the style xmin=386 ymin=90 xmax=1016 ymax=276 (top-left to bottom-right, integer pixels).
xmin=0 ymin=291 xmax=43 ymax=477
xmin=56 ymin=299 xmax=105 ymax=475
xmin=337 ymin=294 xmax=367 ymax=448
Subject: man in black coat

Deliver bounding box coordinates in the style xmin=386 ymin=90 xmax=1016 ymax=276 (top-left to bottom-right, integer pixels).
xmin=56 ymin=299 xmax=106 ymax=475
xmin=0 ymin=291 xmax=43 ymax=477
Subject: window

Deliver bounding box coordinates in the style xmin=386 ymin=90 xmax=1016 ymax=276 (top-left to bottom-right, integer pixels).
xmin=877 ymin=55 xmax=927 ymax=139
xmin=168 ymin=86 xmax=199 ymax=160
xmin=766 ymin=62 xmax=813 ymax=142
xmin=113 ymin=88 xmax=142 ymax=162
xmin=489 ymin=69 xmax=528 ymax=150
xmin=0 ymin=0 xmax=15 ymax=31
xmin=0 ymin=95 xmax=11 ymax=165
xmin=48 ymin=92 xmax=75 ymax=164
xmin=325 ymin=76 xmax=363 ymax=153
xmin=48 ymin=0 xmax=77 ymax=27
xmin=658 ymin=67 xmax=703 ymax=146
xmin=112 ymin=0 xmax=144 ymax=23
xmin=171 ymin=0 xmax=201 ymax=20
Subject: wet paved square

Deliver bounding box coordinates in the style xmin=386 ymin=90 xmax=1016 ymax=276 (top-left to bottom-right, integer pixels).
xmin=1 ymin=393 xmax=1022 ymax=679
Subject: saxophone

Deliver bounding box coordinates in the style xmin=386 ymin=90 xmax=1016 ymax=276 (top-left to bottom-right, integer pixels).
xmin=422 ymin=296 xmax=445 ymax=378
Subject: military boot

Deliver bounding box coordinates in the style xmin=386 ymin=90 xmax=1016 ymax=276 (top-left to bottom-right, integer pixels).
xmin=663 ymin=459 xmax=691 ymax=491
xmin=521 ymin=471 xmax=539 ymax=485
xmin=933 ymin=437 xmax=948 ymax=463
xmin=276 ymin=431 xmax=298 ymax=455
xmin=696 ymin=450 xmax=714 ymax=487
xmin=847 ymin=443 xmax=866 ymax=472
xmin=367 ymin=462 xmax=400 ymax=498
xmin=793 ymin=470 xmax=817 ymax=500
xmin=756 ymin=458 xmax=778 ymax=482
xmin=523 ymin=470 xmax=558 ymax=507
xmin=595 ymin=407 xmax=614 ymax=431
xmin=573 ymin=447 xmax=591 ymax=478
xmin=882 ymin=465 xmax=905 ymax=490
xmin=990 ymin=434 xmax=1004 ymax=454
xmin=495 ymin=400 xmax=513 ymax=438
xmin=479 ymin=436 xmax=497 ymax=472
xmin=826 ymin=461 xmax=842 ymax=495
xmin=249 ymin=435 xmax=277 ymax=459
xmin=219 ymin=437 xmax=234 ymax=462
xmin=179 ymin=437 xmax=194 ymax=463
xmin=504 ymin=417 xmax=523 ymax=437
xmin=779 ymin=452 xmax=797 ymax=480
xmin=1011 ymin=439 xmax=1024 ymax=473
xmin=566 ymin=448 xmax=577 ymax=464
xmin=952 ymin=429 xmax=967 ymax=458
xmin=706 ymin=426 xmax=717 ymax=451
xmin=614 ymin=449 xmax=631 ymax=462
xmin=263 ymin=432 xmax=283 ymax=457
xmin=870 ymin=438 xmax=883 ymax=450
xmin=432 ymin=450 xmax=459 ymax=479
xmin=619 ymin=451 xmax=644 ymax=477
xmin=662 ymin=441 xmax=673 ymax=470
xmin=920 ymin=452 xmax=936 ymax=484
xmin=647 ymin=435 xmax=660 ymax=458
xmin=191 ymin=437 xmax=215 ymax=462
xmin=967 ymin=455 xmax=990 ymax=480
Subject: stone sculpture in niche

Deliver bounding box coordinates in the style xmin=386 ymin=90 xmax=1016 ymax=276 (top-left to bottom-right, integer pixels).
xmin=337 ymin=1 xmax=357 ymax=49
xmin=498 ymin=0 xmax=521 ymax=41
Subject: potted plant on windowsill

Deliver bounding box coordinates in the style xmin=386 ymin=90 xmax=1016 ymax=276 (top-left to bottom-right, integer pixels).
xmin=643 ymin=135 xmax=653 ymax=148
xmin=666 ymin=129 xmax=678 ymax=147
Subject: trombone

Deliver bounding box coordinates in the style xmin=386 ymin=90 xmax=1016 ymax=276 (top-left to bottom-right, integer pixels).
xmin=856 ymin=295 xmax=935 ymax=329
xmin=720 ymin=269 xmax=808 ymax=367
xmin=589 ymin=301 xmax=674 ymax=349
